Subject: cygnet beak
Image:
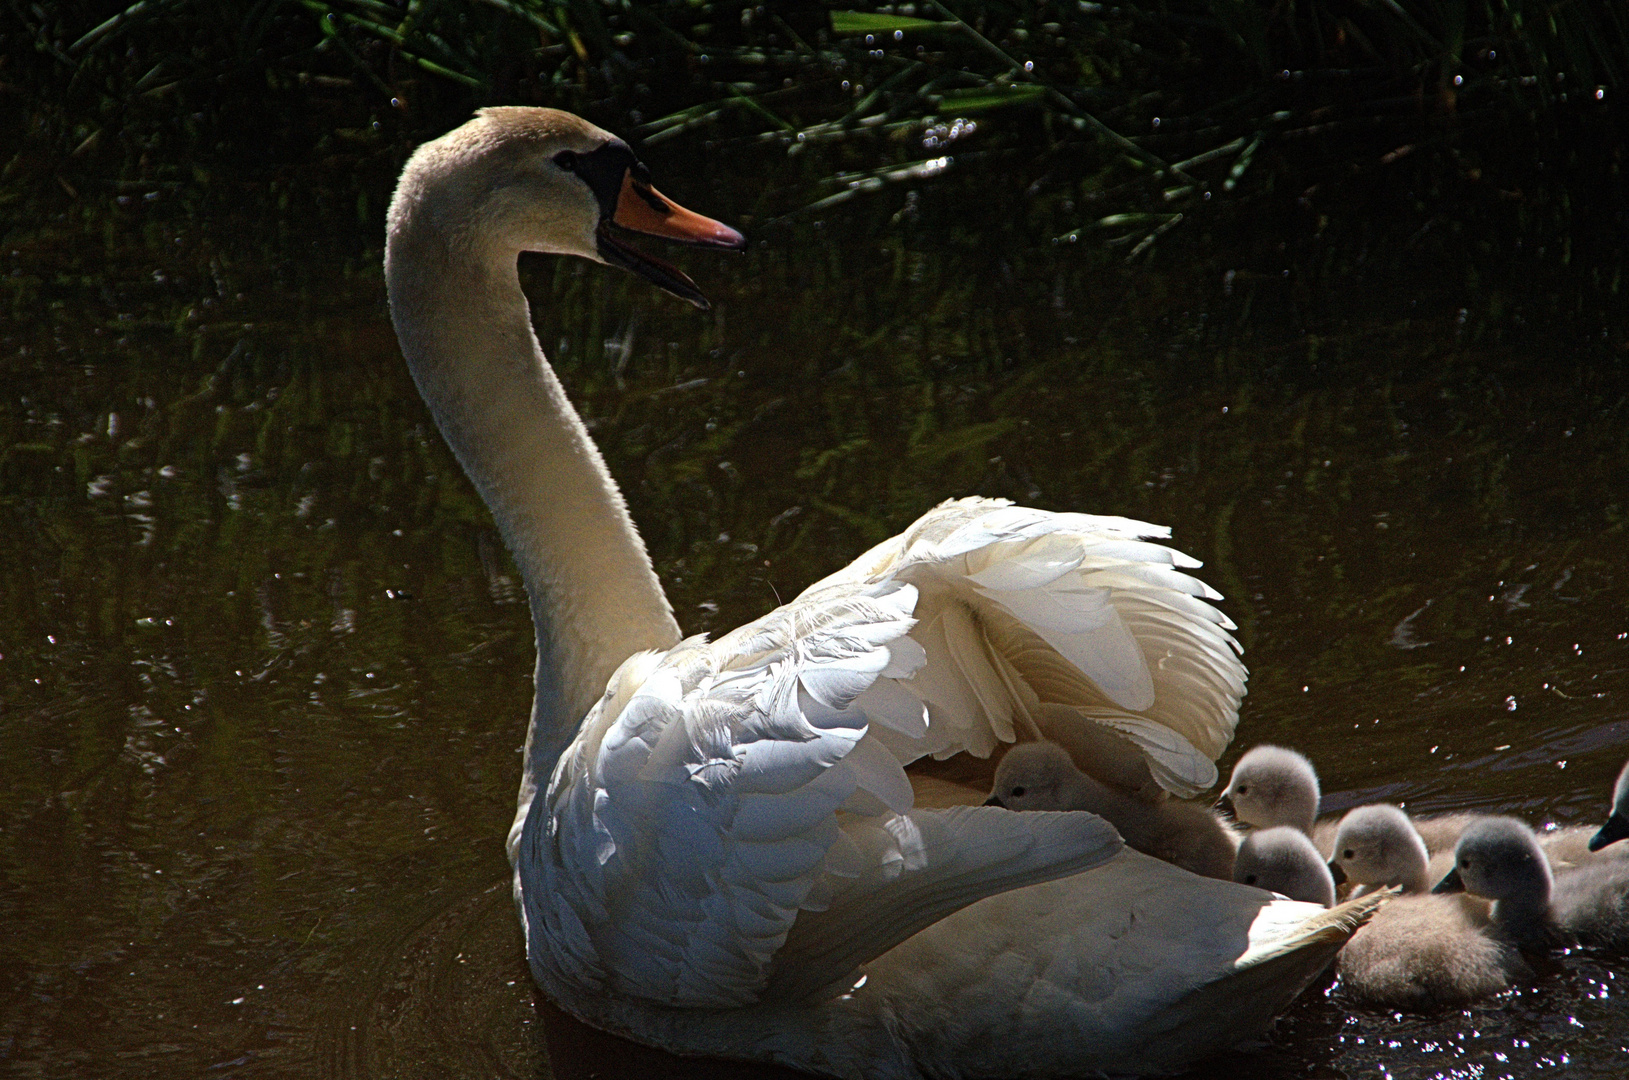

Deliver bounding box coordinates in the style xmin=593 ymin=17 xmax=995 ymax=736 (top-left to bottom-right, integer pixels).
xmin=984 ymin=795 xmax=1005 ymax=808
xmin=1214 ymin=793 xmax=1235 ymax=816
xmin=1327 ymin=860 xmax=1347 ymax=886
xmin=1589 ymin=811 xmax=1629 ymax=852
xmin=1432 ymin=867 xmax=1466 ymax=894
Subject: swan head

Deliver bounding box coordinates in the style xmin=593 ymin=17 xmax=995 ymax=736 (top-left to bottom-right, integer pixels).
xmin=987 ymin=741 xmax=1090 ymax=811
xmin=1327 ymin=804 xmax=1430 ymax=893
xmin=1219 ymin=745 xmax=1320 ymax=834
xmin=386 ymin=107 xmax=744 ymax=308
xmin=1233 ymin=826 xmax=1336 ymax=907
xmin=1434 ymin=815 xmax=1552 ymax=923
xmin=1588 ymin=758 xmax=1629 ymax=852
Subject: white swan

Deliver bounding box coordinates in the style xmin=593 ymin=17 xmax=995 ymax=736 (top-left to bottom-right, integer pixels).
xmin=384 ymin=106 xmax=1380 ymax=1079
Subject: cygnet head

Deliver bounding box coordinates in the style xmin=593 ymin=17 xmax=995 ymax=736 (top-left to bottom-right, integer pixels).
xmin=387 ymin=107 xmax=744 ymax=308
xmin=1328 ymin=804 xmax=1431 ymax=893
xmin=1588 ymin=758 xmax=1629 ymax=852
xmin=1220 ymin=745 xmax=1320 ymax=835
xmin=1434 ymin=816 xmax=1553 ymax=934
xmin=987 ymin=742 xmax=1092 ymax=812
xmin=1234 ymin=826 xmax=1336 ymax=907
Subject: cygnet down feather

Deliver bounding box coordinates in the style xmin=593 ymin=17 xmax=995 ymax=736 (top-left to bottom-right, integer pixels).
xmin=1438 ymin=814 xmax=1629 ymax=953
xmin=1220 ymin=746 xmax=1321 ymax=837
xmin=1327 ymin=804 xmax=1439 ymax=896
xmin=1233 ymin=827 xmax=1336 ymax=907
xmin=989 ymin=741 xmax=1236 ymax=880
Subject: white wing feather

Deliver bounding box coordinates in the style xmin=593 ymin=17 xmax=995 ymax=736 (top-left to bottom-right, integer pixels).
xmin=803 ymin=497 xmax=1246 ymax=795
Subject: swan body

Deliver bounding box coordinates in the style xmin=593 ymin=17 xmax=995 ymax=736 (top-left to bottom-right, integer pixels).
xmin=988 ymin=740 xmax=1237 ymax=879
xmin=1233 ymin=827 xmax=1336 ymax=906
xmin=386 ymin=106 xmax=1381 ymax=1078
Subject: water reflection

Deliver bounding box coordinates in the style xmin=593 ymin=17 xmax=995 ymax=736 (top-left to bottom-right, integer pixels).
xmin=2 ymin=179 xmax=1627 ymax=1079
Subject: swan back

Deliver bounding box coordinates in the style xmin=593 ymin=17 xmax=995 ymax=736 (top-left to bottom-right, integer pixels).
xmin=1234 ymin=826 xmax=1335 ymax=906
xmin=1222 ymin=745 xmax=1320 ymax=835
xmin=1328 ymin=804 xmax=1432 ymax=894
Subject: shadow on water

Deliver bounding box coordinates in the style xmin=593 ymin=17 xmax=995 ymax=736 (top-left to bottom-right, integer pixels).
xmin=2 ymin=154 xmax=1627 ymax=1079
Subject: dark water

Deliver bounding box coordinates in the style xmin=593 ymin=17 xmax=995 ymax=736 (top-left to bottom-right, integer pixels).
xmin=3 ymin=159 xmax=1628 ymax=1080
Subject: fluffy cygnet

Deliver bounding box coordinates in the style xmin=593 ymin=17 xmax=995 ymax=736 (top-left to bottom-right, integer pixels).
xmin=1438 ymin=814 xmax=1629 ymax=952
xmin=1220 ymin=746 xmax=1321 ymax=837
xmin=1327 ymin=804 xmax=1441 ymax=895
xmin=1338 ymin=816 xmax=1555 ymax=1009
xmin=1336 ymin=887 xmax=1518 ymax=1009
xmin=1432 ymin=815 xmax=1564 ymax=949
xmin=988 ymin=741 xmax=1236 ymax=880
xmin=1220 ymin=746 xmax=1477 ymax=861
xmin=1233 ymin=826 xmax=1335 ymax=907
xmin=1588 ymin=758 xmax=1629 ymax=853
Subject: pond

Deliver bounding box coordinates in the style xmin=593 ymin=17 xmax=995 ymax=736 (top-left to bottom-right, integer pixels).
xmin=2 ymin=136 xmax=1628 ymax=1079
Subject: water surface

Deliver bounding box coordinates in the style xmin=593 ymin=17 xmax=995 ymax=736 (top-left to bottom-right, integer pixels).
xmin=3 ymin=164 xmax=1628 ymax=1079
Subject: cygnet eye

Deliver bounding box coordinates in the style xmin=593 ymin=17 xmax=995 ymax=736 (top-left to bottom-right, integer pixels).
xmin=1343 ymin=849 xmax=1354 ymax=860
xmin=1236 ymin=785 xmax=1249 ymax=796
xmin=553 ymin=150 xmax=579 ymax=172
xmin=1244 ymin=874 xmax=1257 ymax=885
xmin=1011 ymin=786 xmax=1027 ymax=798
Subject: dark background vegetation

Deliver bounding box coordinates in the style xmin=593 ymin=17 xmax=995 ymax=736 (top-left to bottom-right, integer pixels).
xmin=6 ymin=0 xmax=1629 ymax=321
xmin=5 ymin=8 xmax=1629 ymax=1078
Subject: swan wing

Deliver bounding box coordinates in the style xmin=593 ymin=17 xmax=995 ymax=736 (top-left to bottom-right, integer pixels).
xmin=762 ymin=804 xmax=1121 ymax=1001
xmin=519 ymin=580 xmax=1120 ymax=1009
xmin=803 ymin=497 xmax=1245 ymax=797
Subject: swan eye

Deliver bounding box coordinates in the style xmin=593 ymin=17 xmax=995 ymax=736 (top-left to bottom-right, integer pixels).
xmin=1011 ymin=786 xmax=1027 ymax=798
xmin=553 ymin=150 xmax=579 ymax=172
xmin=1244 ymin=874 xmax=1257 ymax=885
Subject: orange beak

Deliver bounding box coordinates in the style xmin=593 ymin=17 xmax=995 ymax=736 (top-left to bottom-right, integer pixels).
xmin=596 ymin=172 xmax=744 ymax=311
xmin=612 ymin=173 xmax=745 ymax=249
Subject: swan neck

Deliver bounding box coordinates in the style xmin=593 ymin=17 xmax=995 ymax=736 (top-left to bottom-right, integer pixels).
xmin=385 ymin=227 xmax=681 ymax=805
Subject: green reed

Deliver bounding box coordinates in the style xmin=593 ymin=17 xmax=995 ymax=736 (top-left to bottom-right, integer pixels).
xmin=4 ymin=0 xmax=1626 ymax=261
